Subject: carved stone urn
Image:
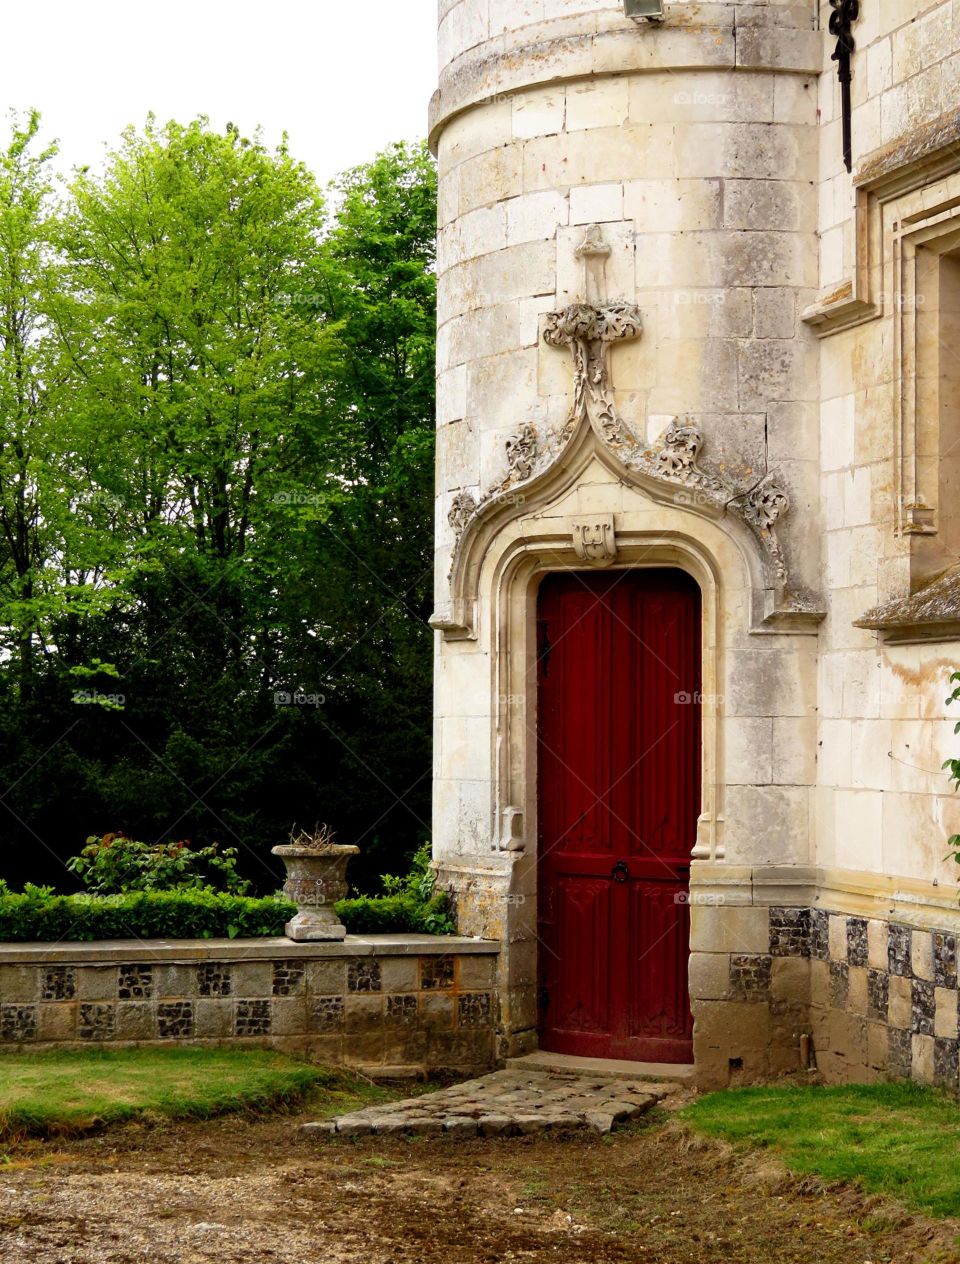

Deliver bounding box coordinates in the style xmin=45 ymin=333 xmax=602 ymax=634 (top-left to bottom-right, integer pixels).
xmin=271 ymin=843 xmax=359 ymax=941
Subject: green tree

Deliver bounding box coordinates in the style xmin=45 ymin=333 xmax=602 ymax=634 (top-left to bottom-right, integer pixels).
xmin=0 ymin=121 xmax=438 ymax=892
xmin=54 ymin=115 xmax=328 ymax=566
xmin=273 ymin=141 xmax=438 ymax=883
xmin=0 ymin=109 xmax=63 ymax=696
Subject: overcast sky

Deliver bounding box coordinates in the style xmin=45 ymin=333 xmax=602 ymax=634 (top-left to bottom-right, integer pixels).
xmin=2 ymin=0 xmax=438 ymax=187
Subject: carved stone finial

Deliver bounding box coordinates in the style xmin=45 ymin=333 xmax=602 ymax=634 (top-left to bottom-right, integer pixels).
xmin=448 ymin=491 xmax=477 ymax=541
xmin=542 ymin=299 xmax=643 ymax=454
xmin=575 ymin=223 xmax=613 ymax=306
xmin=574 ymin=223 xmax=612 ymax=261
xmin=543 ymin=303 xmax=643 ymax=348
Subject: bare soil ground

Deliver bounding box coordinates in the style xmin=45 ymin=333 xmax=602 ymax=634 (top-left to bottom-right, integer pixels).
xmin=1 ymin=1100 xmax=958 ymax=1264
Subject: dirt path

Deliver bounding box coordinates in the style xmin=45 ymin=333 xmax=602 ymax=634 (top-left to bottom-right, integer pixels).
xmin=0 ymin=1103 xmax=957 ymax=1264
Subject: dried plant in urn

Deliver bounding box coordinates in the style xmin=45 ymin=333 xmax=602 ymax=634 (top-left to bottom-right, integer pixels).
xmin=272 ymin=824 xmax=359 ymax=942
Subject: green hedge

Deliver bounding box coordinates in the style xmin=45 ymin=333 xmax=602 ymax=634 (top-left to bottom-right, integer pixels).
xmin=337 ymin=893 xmax=454 ymax=936
xmin=0 ymin=888 xmax=295 ymax=942
xmin=0 ymin=887 xmax=455 ymax=941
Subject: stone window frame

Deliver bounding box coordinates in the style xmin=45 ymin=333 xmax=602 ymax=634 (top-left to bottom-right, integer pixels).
xmin=803 ymin=133 xmax=960 ymax=641
xmin=804 ymin=149 xmax=960 ymax=537
xmin=893 ymin=205 xmax=960 ymax=552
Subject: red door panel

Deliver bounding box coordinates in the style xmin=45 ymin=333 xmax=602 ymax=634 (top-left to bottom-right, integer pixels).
xmin=536 ymin=569 xmax=700 ymax=1063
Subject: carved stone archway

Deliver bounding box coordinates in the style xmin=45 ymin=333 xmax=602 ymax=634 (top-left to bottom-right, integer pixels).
xmin=434 ymin=226 xmax=824 ymax=643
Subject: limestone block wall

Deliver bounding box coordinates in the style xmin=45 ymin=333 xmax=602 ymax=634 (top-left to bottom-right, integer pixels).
xmin=433 ymin=3 xmax=823 ymax=594
xmin=431 ymin=0 xmax=960 ymax=1077
xmin=431 ymin=2 xmax=823 ymax=855
xmin=817 ymin=0 xmax=960 ymax=290
xmin=809 ymin=0 xmax=960 ymax=905
xmin=0 ymin=937 xmax=499 ymax=1074
xmin=430 ymin=0 xmax=828 ymax=1058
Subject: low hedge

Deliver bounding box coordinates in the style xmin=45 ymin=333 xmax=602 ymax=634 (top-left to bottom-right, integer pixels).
xmin=0 ymin=887 xmax=296 ymax=942
xmin=0 ymin=887 xmax=455 ymax=941
xmin=337 ymin=893 xmax=454 ymax=936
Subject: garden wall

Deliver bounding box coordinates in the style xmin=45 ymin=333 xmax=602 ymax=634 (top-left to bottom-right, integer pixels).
xmin=0 ymin=934 xmax=499 ymax=1075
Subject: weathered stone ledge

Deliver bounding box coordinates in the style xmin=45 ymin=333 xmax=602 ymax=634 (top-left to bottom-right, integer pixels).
xmin=0 ymin=934 xmax=499 ymax=965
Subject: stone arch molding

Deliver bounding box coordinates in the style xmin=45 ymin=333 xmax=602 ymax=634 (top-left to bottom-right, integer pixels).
xmin=432 ymin=225 xmax=824 ymax=642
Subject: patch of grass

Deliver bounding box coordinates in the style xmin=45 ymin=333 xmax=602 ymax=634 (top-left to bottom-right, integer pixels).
xmin=682 ymin=1081 xmax=960 ymax=1219
xmin=0 ymin=1047 xmax=384 ymax=1138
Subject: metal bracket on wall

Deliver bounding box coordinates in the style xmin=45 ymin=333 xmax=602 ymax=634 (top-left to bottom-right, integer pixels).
xmin=830 ymin=0 xmax=860 ymax=173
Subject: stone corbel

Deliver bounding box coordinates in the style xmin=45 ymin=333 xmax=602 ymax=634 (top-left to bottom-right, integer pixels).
xmin=499 ymin=806 xmax=525 ymax=852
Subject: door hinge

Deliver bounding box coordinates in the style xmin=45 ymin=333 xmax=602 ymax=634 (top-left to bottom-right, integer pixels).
xmin=537 ymin=620 xmax=552 ymax=676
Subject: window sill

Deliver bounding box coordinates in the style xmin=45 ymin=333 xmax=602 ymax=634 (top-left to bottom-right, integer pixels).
xmin=854 ymin=567 xmax=960 ymax=644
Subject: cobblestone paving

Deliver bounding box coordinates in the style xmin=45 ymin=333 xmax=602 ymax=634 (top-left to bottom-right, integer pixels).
xmin=302 ymin=1069 xmax=667 ymax=1138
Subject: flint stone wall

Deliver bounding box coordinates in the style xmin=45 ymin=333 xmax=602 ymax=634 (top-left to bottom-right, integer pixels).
xmin=0 ymin=935 xmax=499 ymax=1074
xmin=692 ymin=904 xmax=960 ymax=1091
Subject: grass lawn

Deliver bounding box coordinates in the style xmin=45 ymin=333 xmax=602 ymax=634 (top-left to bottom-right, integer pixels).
xmin=683 ymin=1080 xmax=960 ymax=1219
xmin=0 ymin=1046 xmax=391 ymax=1137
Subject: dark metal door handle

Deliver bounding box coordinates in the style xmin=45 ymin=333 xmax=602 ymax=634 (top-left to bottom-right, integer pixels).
xmin=611 ymin=860 xmax=629 ymax=884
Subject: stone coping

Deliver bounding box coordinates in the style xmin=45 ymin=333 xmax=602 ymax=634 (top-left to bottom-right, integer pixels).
xmin=0 ymin=934 xmax=500 ymax=966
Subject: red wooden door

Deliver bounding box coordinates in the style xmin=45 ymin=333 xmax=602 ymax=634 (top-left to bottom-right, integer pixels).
xmin=536 ymin=569 xmax=700 ymax=1063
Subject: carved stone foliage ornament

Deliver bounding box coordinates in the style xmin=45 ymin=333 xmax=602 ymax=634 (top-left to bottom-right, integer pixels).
xmin=448 ymin=491 xmax=477 ymax=542
xmin=652 ymin=426 xmax=724 ymax=495
xmin=743 ymin=474 xmax=790 ymax=531
xmin=626 ymin=424 xmax=790 ymax=587
xmin=543 ymin=301 xmax=644 ymax=450
xmin=445 ymin=224 xmax=807 ymax=605
xmin=505 ymin=424 xmax=538 ymax=483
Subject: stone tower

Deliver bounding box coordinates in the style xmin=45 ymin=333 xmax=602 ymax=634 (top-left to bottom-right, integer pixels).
xmin=430 ymin=1 xmax=960 ymax=1087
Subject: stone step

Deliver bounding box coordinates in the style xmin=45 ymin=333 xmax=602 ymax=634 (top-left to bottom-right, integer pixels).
xmin=504 ymin=1051 xmax=695 ymax=1084
xmin=301 ymin=1066 xmax=672 ymax=1140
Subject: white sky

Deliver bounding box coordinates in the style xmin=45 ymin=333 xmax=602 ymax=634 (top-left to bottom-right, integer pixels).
xmin=1 ymin=0 xmax=438 ymax=187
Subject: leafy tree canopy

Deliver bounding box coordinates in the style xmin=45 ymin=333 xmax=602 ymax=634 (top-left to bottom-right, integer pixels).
xmin=0 ymin=111 xmax=437 ymax=893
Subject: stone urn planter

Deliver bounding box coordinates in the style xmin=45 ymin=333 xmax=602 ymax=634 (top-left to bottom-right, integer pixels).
xmin=271 ymin=841 xmax=359 ymax=941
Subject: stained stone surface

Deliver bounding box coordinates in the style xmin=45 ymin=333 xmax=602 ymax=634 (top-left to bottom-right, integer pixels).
xmin=0 ymin=938 xmax=497 ymax=1074
xmin=301 ymin=1069 xmax=666 ymax=1139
